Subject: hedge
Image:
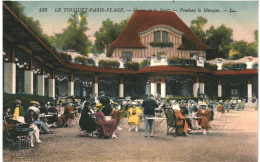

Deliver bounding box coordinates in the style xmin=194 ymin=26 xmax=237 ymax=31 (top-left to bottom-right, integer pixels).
xmin=3 ymin=93 xmax=54 ymax=113
xmin=124 ymin=61 xmax=140 ymax=71
xmin=74 ymin=56 xmax=95 ymax=66
xmin=98 ymin=60 xmax=120 ymax=68
xmin=139 ymin=60 xmax=150 ymax=69
xmin=131 ymin=94 xmax=147 ymax=100
xmin=204 ymin=62 xmax=218 ymax=71
xmin=168 ymin=57 xmax=197 ymax=67
xmin=57 ymin=52 xmax=72 ymax=63
xmin=222 ymin=62 xmax=247 ymax=70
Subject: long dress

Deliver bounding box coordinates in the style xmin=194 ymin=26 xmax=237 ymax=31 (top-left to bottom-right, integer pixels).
xmin=128 ymin=107 xmax=143 ymax=125
xmin=95 ymin=110 xmax=117 ymax=136
xmin=173 ymin=110 xmax=188 ymax=134
xmin=79 ymin=108 xmax=97 ymax=133
xmin=197 ymin=109 xmax=211 ymax=131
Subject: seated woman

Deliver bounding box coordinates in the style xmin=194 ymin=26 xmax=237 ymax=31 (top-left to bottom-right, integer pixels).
xmin=110 ymin=102 xmax=122 ymax=130
xmin=127 ymin=102 xmax=143 ymax=132
xmin=171 ymin=100 xmax=189 ymax=136
xmin=196 ymin=102 xmax=211 ymax=135
xmin=217 ymin=101 xmax=225 ymax=113
xmin=79 ymin=101 xmax=97 ymax=137
xmin=95 ymin=103 xmax=118 ymax=139
xmin=59 ymin=102 xmax=74 ymax=127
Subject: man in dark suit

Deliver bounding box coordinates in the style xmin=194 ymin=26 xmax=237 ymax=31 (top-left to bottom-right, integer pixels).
xmin=142 ymin=94 xmax=159 ymax=137
xmin=99 ymin=91 xmax=112 ymax=116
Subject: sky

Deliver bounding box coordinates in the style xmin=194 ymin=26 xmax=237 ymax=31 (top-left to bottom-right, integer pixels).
xmin=19 ymin=1 xmax=259 ymax=43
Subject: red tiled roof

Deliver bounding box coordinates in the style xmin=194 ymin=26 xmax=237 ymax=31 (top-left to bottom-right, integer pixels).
xmin=213 ymin=69 xmax=258 ymax=76
xmin=107 ymin=10 xmax=212 ymax=56
xmin=137 ymin=66 xmax=212 ymax=74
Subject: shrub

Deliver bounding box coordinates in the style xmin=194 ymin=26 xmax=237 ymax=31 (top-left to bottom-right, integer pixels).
xmin=74 ymin=56 xmax=95 ymax=66
xmin=168 ymin=57 xmax=196 ymax=66
xmin=204 ymin=62 xmax=218 ymax=71
xmin=98 ymin=60 xmax=120 ymax=68
xmin=57 ymin=52 xmax=72 ymax=63
xmin=3 ymin=93 xmax=54 ymax=113
xmin=253 ymin=63 xmax=258 ymax=69
xmin=131 ymin=94 xmax=147 ymax=100
xmin=124 ymin=61 xmax=140 ymax=71
xmin=222 ymin=62 xmax=247 ymax=70
xmin=139 ymin=60 xmax=150 ymax=69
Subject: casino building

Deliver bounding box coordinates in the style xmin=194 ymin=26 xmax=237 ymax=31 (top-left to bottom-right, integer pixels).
xmin=3 ymin=3 xmax=258 ymax=102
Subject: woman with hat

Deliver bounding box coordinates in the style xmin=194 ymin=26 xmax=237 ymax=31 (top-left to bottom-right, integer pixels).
xmin=171 ymin=100 xmax=189 ymax=136
xmin=110 ymin=102 xmax=122 ymax=130
xmin=196 ymin=102 xmax=211 ymax=135
xmin=12 ymin=100 xmax=23 ymax=120
xmin=127 ymin=102 xmax=143 ymax=132
xmin=95 ymin=103 xmax=118 ymax=138
xmin=79 ymin=101 xmax=97 ymax=137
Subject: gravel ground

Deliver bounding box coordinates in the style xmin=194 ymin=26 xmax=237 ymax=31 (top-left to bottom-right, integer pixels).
xmin=3 ymin=108 xmax=258 ymax=162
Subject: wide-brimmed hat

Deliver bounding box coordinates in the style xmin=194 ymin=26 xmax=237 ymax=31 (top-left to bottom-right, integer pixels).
xmin=14 ymin=100 xmax=22 ymax=104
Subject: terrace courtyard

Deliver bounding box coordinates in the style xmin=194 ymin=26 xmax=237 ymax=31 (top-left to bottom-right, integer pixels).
xmin=3 ymin=106 xmax=258 ymax=162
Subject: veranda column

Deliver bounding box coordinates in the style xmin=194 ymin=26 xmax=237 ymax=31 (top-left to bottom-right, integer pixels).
xmin=37 ymin=66 xmax=45 ymax=96
xmin=150 ymin=76 xmax=156 ymax=97
xmin=218 ymin=78 xmax=222 ymax=97
xmin=4 ymin=47 xmax=16 ymax=94
xmin=24 ymin=58 xmax=33 ymax=94
xmin=94 ymin=75 xmax=98 ymax=97
xmin=161 ymin=75 xmax=166 ymax=98
xmin=119 ymin=77 xmax=124 ymax=98
xmin=193 ymin=75 xmax=199 ymax=97
xmin=199 ymin=76 xmax=205 ymax=95
xmin=248 ymin=76 xmax=252 ymax=103
xmin=68 ymin=74 xmax=74 ymax=96
xmin=48 ymin=70 xmax=55 ymax=98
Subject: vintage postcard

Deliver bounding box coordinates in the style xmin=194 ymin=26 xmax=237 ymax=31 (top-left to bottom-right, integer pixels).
xmin=2 ymin=0 xmax=258 ymax=161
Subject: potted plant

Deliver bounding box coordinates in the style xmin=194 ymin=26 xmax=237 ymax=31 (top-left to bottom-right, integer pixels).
xmin=139 ymin=60 xmax=150 ymax=69
xmin=204 ymin=62 xmax=217 ymax=71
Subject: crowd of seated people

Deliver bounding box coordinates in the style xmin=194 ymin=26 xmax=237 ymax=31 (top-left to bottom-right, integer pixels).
xmin=3 ymin=92 xmax=250 ymax=150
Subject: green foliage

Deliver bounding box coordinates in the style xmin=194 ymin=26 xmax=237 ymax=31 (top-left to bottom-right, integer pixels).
xmin=57 ymin=52 xmax=72 ymax=63
xmin=139 ymin=60 xmax=150 ymax=69
xmin=229 ymin=54 xmax=241 ymax=60
xmin=165 ymin=97 xmax=198 ymax=103
xmin=168 ymin=57 xmax=196 ymax=66
xmin=131 ymin=94 xmax=147 ymax=100
xmin=206 ymin=25 xmax=233 ymax=59
xmin=74 ymin=56 xmax=95 ymax=66
xmin=50 ymin=12 xmax=92 ymax=55
xmin=204 ymin=62 xmax=217 ymax=71
xmin=3 ymin=93 xmax=54 ymax=113
xmin=98 ymin=60 xmax=120 ymax=68
xmin=5 ymin=2 xmax=52 ymax=48
xmin=150 ymin=42 xmax=173 ymax=47
xmin=229 ymin=40 xmax=257 ymax=59
xmin=93 ymin=19 xmax=127 ymax=53
xmin=222 ymin=62 xmax=247 ymax=70
xmin=124 ymin=61 xmax=140 ymax=71
xmin=190 ymin=16 xmax=208 ymax=42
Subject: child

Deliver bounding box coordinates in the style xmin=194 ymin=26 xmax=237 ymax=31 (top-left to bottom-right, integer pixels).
xmin=127 ymin=102 xmax=143 ymax=132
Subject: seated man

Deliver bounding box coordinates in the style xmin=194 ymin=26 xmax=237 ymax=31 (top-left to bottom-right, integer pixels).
xmin=25 ymin=101 xmax=54 ymax=134
xmin=171 ymin=100 xmax=189 ymax=136
xmin=47 ymin=102 xmax=59 ymax=127
xmin=196 ymin=102 xmax=211 ymax=135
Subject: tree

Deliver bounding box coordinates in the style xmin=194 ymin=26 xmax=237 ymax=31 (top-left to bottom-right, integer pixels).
xmin=206 ymin=25 xmax=233 ymax=59
xmin=190 ymin=16 xmax=207 ymax=42
xmin=93 ymin=19 xmax=127 ymax=53
xmin=5 ymin=2 xmax=51 ymax=47
xmin=50 ymin=12 xmax=91 ymax=55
